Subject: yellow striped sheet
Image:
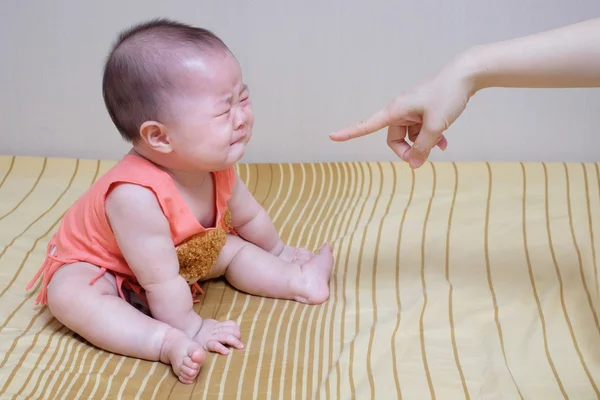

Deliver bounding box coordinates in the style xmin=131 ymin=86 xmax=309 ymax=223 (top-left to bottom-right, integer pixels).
xmin=0 ymin=155 xmax=599 ymax=399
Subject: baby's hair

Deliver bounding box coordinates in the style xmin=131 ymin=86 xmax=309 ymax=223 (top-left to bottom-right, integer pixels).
xmin=102 ymin=18 xmax=230 ymax=142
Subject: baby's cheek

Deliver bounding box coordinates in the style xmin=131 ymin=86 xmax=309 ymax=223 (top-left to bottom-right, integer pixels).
xmin=244 ymin=106 xmax=255 ymax=124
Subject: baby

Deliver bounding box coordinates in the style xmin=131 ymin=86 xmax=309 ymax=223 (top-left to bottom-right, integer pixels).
xmin=26 ymin=19 xmax=334 ymax=384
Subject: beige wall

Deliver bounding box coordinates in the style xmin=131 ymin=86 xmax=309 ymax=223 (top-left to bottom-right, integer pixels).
xmin=1 ymin=0 xmax=599 ymax=164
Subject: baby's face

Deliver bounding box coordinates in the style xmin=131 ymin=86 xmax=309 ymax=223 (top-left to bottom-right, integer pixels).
xmin=163 ymin=50 xmax=254 ymax=171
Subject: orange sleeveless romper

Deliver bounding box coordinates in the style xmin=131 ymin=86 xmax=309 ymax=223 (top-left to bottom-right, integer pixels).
xmin=26 ymin=154 xmax=236 ymax=306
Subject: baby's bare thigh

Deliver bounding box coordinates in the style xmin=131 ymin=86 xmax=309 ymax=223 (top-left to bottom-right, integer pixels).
xmin=47 ymin=262 xmax=119 ymax=300
xmin=202 ymin=234 xmax=248 ymax=280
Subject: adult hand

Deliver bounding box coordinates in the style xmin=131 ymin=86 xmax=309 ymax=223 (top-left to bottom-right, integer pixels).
xmin=329 ymin=17 xmax=600 ymax=169
xmin=329 ymin=57 xmax=476 ymax=169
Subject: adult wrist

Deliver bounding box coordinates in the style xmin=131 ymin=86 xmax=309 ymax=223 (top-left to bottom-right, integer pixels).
xmin=455 ymin=44 xmax=492 ymax=95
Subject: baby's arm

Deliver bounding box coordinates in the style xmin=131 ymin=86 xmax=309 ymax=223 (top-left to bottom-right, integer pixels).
xmin=228 ymin=175 xmax=285 ymax=255
xmin=105 ymin=184 xmax=210 ymax=338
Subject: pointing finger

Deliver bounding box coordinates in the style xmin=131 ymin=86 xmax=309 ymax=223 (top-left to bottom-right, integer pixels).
xmin=329 ymin=107 xmax=392 ymax=142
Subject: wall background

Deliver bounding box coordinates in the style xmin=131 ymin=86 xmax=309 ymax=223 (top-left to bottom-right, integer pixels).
xmin=1 ymin=0 xmax=599 ymax=164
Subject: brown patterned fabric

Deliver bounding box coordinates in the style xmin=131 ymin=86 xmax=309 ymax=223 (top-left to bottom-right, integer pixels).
xmin=177 ymin=209 xmax=233 ymax=284
xmin=0 ymin=155 xmax=599 ymax=399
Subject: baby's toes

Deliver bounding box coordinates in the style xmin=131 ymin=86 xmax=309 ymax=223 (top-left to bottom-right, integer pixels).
xmin=188 ymin=346 xmax=206 ymax=365
xmin=182 ymin=356 xmax=199 ymax=371
xmin=180 ymin=363 xmax=199 ymax=381
xmin=176 ymin=345 xmax=204 ymax=383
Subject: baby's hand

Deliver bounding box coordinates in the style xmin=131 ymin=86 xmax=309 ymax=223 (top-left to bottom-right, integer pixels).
xmin=193 ymin=319 xmax=244 ymax=355
xmin=278 ymin=245 xmax=314 ymax=265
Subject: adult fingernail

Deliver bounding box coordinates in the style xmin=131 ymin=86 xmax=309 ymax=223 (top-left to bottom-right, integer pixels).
xmin=409 ymin=158 xmax=423 ymax=168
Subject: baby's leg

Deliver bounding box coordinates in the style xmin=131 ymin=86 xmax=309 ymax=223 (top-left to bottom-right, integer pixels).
xmin=46 ymin=262 xmax=205 ymax=384
xmin=209 ymin=235 xmax=334 ymax=304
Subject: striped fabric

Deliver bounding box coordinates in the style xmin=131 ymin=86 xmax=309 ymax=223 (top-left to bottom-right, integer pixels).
xmin=0 ymin=155 xmax=599 ymax=399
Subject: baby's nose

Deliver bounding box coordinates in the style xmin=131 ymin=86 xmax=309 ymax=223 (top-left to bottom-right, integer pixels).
xmin=233 ymin=108 xmax=250 ymax=128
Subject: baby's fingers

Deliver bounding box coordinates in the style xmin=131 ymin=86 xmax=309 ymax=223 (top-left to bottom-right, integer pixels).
xmin=298 ymin=247 xmax=313 ymax=257
xmin=204 ymin=340 xmax=231 ymax=355
xmin=218 ymin=320 xmax=241 ymax=330
xmin=216 ymin=321 xmax=242 ymax=338
xmin=215 ymin=333 xmax=245 ymax=351
xmin=295 ymin=248 xmax=313 ymax=263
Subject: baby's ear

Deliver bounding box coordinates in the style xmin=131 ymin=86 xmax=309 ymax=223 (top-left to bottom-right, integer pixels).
xmin=139 ymin=121 xmax=172 ymax=153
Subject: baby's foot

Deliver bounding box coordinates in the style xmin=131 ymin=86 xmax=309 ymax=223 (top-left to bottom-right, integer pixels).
xmin=293 ymin=243 xmax=334 ymax=304
xmin=160 ymin=328 xmax=206 ymax=384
